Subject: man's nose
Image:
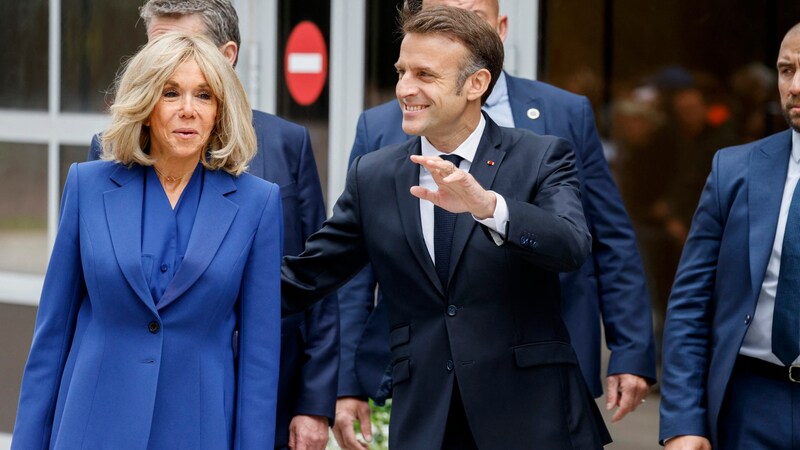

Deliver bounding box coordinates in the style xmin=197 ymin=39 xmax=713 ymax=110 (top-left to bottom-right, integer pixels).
xmin=396 ymin=74 xmax=418 ymax=98
xmin=791 ymin=71 xmax=800 ymax=95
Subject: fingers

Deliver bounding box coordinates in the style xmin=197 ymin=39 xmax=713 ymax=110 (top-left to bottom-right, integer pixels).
xmin=605 ymin=375 xmax=620 ymax=411
xmin=289 ymin=415 xmax=329 ymax=450
xmin=606 ymin=374 xmax=650 ymax=423
xmin=356 ymin=401 xmax=373 ymax=444
xmin=333 ymin=398 xmax=371 ymax=450
xmin=409 ymin=185 xmax=435 ymax=203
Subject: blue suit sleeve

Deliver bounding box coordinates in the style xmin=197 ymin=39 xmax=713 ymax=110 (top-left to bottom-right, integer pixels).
xmin=576 ymin=99 xmax=657 ymax=382
xmin=658 ymin=153 xmax=722 ymax=443
xmin=235 ymin=183 xmax=283 ymax=449
xmin=13 ymin=164 xmax=85 ymax=450
xmin=293 ymin=127 xmax=340 ymax=421
xmin=87 ymin=134 xmax=102 ymax=161
xmin=337 ymin=112 xmax=380 ymax=398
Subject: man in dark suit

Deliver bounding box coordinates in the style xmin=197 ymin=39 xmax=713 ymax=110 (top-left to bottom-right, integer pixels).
xmin=335 ymin=0 xmax=655 ymax=442
xmin=88 ymin=2 xmax=337 ymax=449
xmin=660 ymin=23 xmax=800 ymax=450
xmin=282 ymin=6 xmax=611 ymax=449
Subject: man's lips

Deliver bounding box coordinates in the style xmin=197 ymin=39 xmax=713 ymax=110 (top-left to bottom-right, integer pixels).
xmin=403 ymin=104 xmax=429 ymax=112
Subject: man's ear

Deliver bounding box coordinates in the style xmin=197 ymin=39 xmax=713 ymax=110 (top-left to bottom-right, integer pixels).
xmin=496 ymin=15 xmax=508 ymax=42
xmin=219 ymin=41 xmax=238 ymax=66
xmin=466 ymin=68 xmax=492 ymax=102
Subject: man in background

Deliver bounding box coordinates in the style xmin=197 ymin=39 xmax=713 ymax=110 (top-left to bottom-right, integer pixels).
xmin=88 ymin=2 xmax=338 ymax=449
xmin=660 ymin=22 xmax=800 ymax=449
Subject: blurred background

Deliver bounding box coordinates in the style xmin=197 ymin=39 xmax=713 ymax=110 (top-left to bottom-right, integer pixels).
xmin=2 ymin=0 xmax=800 ymax=448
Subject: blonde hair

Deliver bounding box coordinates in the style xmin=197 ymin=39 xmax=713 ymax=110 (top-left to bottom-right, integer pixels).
xmin=102 ymin=32 xmax=256 ymax=175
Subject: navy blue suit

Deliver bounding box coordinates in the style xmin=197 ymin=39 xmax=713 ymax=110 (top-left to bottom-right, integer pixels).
xmin=282 ymin=117 xmax=610 ymax=449
xmin=338 ymin=73 xmax=655 ymax=401
xmin=89 ymin=110 xmax=338 ymax=448
xmin=660 ymin=130 xmax=794 ymax=447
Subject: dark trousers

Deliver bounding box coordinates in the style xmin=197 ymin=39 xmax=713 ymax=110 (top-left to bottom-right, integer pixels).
xmin=441 ymin=379 xmax=479 ymax=450
xmin=719 ymin=356 xmax=800 ymax=449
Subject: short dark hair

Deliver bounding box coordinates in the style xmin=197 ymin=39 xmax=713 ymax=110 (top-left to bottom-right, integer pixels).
xmin=402 ymin=5 xmax=504 ymax=104
xmin=140 ymin=0 xmax=241 ymax=66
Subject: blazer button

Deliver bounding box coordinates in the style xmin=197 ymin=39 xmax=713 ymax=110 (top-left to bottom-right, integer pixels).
xmin=447 ymin=305 xmax=457 ymax=316
xmin=446 ymin=359 xmax=454 ymax=371
xmin=148 ymin=321 xmax=160 ymax=334
xmin=744 ymin=314 xmax=752 ymax=325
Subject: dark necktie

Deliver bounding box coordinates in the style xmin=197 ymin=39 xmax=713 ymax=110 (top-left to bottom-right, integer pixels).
xmin=433 ymin=154 xmax=463 ymax=288
xmin=773 ymin=180 xmax=800 ymax=366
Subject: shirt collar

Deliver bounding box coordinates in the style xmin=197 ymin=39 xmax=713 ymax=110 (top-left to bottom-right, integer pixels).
xmin=484 ymin=71 xmax=508 ymax=108
xmin=792 ymin=130 xmax=800 ymax=163
xmin=420 ymin=114 xmax=486 ymax=163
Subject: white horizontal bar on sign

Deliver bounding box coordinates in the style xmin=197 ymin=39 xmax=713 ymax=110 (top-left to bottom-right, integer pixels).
xmin=287 ymin=53 xmax=323 ymax=74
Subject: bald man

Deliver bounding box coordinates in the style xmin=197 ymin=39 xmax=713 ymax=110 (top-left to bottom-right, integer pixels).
xmin=660 ymin=22 xmax=800 ymax=450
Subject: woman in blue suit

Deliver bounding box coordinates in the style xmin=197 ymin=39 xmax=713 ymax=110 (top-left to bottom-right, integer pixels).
xmin=12 ymin=32 xmax=283 ymax=449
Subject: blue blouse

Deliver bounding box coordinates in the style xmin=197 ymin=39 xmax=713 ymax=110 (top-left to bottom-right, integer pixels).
xmin=142 ymin=163 xmax=203 ymax=305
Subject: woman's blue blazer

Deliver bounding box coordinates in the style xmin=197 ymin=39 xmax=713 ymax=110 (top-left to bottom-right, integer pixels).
xmin=12 ymin=160 xmax=283 ymax=449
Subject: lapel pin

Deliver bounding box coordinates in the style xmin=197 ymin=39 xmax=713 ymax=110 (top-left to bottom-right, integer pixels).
xmin=487 ymin=160 xmax=495 ymax=166
xmin=527 ymin=108 xmax=541 ymax=120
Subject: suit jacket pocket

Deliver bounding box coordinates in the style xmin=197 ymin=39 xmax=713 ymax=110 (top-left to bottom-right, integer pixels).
xmin=513 ymin=341 xmax=577 ymax=368
xmin=391 ymin=358 xmax=410 ymax=385
xmin=389 ymin=324 xmax=410 ymax=349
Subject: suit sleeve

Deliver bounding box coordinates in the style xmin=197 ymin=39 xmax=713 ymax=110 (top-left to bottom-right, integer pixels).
xmin=12 ymin=164 xmax=85 ymax=450
xmin=282 ymin=158 xmax=370 ymax=314
xmin=337 ymin=112 xmax=380 ymax=398
xmin=235 ymin=184 xmax=283 ymax=449
xmin=658 ymin=153 xmax=723 ymax=443
xmin=87 ymin=134 xmax=102 ymax=161
xmin=292 ymin=127 xmax=340 ymax=422
xmin=503 ymin=137 xmax=592 ymax=272
xmin=576 ymin=98 xmax=657 ymax=382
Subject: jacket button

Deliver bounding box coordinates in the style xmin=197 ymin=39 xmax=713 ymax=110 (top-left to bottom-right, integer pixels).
xmin=148 ymin=321 xmax=160 ymax=334
xmin=447 ymin=305 xmax=457 ymax=316
xmin=744 ymin=314 xmax=752 ymax=325
xmin=446 ymin=359 xmax=454 ymax=371
xmin=160 ymin=264 xmax=169 ymax=273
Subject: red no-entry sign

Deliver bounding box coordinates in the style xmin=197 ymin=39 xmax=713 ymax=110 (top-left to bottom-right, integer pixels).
xmin=284 ymin=21 xmax=328 ymax=106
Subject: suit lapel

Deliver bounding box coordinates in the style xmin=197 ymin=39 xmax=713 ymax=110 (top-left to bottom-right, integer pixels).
xmin=449 ymin=117 xmax=506 ymax=282
xmin=157 ymin=169 xmax=239 ymax=310
xmin=394 ymin=138 xmax=443 ymax=292
xmin=749 ymin=130 xmax=793 ymax=300
xmin=104 ymin=165 xmax=157 ymax=314
xmin=507 ymin=74 xmax=546 ymax=135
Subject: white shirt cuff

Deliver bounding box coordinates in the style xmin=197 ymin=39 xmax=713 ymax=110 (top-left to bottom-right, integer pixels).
xmin=474 ymin=191 xmax=508 ymax=245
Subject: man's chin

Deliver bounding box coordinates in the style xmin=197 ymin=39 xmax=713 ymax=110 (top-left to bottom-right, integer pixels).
xmin=782 ymin=110 xmax=800 ymax=133
xmin=401 ymin=121 xmax=423 ymax=137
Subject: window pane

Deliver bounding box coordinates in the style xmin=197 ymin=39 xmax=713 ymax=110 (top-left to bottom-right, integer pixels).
xmin=60 ymin=0 xmax=147 ymax=112
xmin=0 ymin=304 xmax=37 ymax=433
xmin=0 ymin=143 xmax=48 ymax=274
xmin=0 ymin=1 xmax=48 ymax=110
